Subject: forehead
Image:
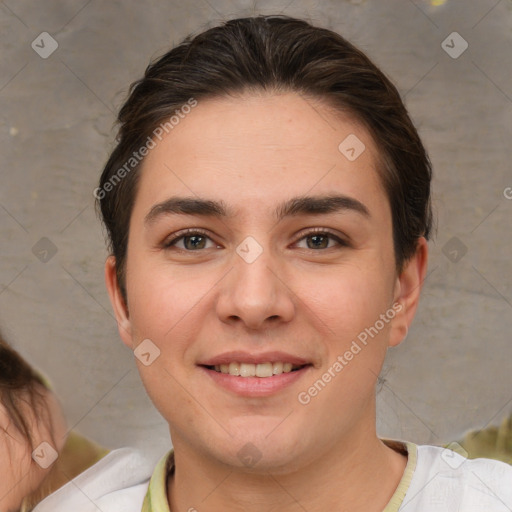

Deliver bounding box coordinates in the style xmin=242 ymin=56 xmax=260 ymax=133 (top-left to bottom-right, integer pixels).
xmin=134 ymin=92 xmax=388 ymax=221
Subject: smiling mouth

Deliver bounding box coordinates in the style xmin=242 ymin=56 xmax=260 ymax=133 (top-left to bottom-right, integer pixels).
xmin=203 ymin=362 xmax=309 ymax=378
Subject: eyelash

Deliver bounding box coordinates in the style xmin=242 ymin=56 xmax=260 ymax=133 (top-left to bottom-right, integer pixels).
xmin=162 ymin=227 xmax=348 ymax=251
xmin=162 ymin=228 xmax=215 ymax=250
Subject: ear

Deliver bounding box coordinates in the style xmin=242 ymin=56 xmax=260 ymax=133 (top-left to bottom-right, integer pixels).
xmin=104 ymin=255 xmax=133 ymax=349
xmin=388 ymin=237 xmax=428 ymax=347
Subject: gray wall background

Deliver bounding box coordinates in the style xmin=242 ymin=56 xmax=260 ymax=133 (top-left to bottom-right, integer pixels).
xmin=1 ymin=0 xmax=511 ymax=463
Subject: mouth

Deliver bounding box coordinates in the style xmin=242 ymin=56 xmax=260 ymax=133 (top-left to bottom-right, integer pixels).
xmin=198 ymin=351 xmax=313 ymax=396
xmin=198 ymin=354 xmax=313 ymax=397
xmin=203 ymin=361 xmax=309 ymax=378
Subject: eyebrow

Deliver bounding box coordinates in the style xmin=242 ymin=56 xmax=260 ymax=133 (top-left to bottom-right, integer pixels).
xmin=144 ymin=194 xmax=370 ymax=226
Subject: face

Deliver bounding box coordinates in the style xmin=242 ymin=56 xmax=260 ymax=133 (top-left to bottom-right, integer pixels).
xmin=106 ymin=92 xmax=426 ymax=472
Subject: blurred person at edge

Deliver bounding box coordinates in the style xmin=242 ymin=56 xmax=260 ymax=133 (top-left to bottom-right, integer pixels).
xmin=0 ymin=332 xmax=108 ymax=511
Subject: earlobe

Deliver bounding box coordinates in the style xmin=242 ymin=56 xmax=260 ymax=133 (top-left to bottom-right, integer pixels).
xmin=104 ymin=256 xmax=133 ymax=348
xmin=388 ymin=237 xmax=428 ymax=347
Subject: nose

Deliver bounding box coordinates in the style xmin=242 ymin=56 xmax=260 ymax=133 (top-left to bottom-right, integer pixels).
xmin=215 ymin=246 xmax=295 ymax=331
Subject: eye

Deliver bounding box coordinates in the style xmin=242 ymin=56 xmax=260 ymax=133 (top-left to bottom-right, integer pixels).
xmin=294 ymin=229 xmax=347 ymax=250
xmin=163 ymin=229 xmax=219 ymax=251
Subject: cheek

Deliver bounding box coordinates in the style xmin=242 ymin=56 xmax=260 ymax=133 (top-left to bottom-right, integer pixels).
xmin=294 ymin=261 xmax=392 ymax=342
xmin=126 ymin=255 xmax=208 ymax=340
xmin=125 ymin=261 xmax=221 ymax=403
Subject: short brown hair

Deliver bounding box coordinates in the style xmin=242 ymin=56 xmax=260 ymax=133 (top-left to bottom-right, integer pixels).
xmin=97 ymin=15 xmax=433 ymax=300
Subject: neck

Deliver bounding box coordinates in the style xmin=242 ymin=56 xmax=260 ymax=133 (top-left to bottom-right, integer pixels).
xmin=167 ymin=422 xmax=407 ymax=512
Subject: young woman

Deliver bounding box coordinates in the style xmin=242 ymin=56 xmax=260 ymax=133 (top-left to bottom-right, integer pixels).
xmin=36 ymin=14 xmax=512 ymax=512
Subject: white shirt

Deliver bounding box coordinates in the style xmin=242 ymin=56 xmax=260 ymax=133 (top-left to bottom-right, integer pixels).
xmin=398 ymin=443 xmax=512 ymax=511
xmin=33 ymin=441 xmax=512 ymax=511
xmin=32 ymin=448 xmax=152 ymax=512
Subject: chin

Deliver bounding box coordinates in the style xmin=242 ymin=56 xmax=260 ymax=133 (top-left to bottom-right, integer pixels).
xmin=211 ymin=420 xmax=308 ymax=473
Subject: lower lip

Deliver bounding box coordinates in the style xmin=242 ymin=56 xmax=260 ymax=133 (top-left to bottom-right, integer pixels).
xmin=200 ymin=366 xmax=311 ymax=397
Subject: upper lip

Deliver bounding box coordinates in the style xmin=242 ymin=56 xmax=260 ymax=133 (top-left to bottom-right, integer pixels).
xmin=199 ymin=351 xmax=310 ymax=366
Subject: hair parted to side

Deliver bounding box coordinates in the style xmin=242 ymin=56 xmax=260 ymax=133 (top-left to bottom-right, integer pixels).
xmin=97 ymin=15 xmax=433 ymax=301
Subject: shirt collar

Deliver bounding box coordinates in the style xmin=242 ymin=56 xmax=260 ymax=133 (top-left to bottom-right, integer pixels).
xmin=142 ymin=450 xmax=174 ymax=512
xmin=142 ymin=440 xmax=417 ymax=512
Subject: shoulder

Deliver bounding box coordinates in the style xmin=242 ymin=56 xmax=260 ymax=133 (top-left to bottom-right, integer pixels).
xmin=32 ymin=447 xmax=155 ymax=512
xmin=401 ymin=443 xmax=512 ymax=511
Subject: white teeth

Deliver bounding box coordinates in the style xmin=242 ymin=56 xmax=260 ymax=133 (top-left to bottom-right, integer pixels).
xmin=256 ymin=362 xmax=273 ymax=377
xmin=272 ymin=362 xmax=283 ymax=374
xmin=228 ymin=362 xmax=240 ymax=376
xmin=240 ymin=363 xmax=256 ymax=377
xmin=212 ymin=361 xmax=302 ymax=377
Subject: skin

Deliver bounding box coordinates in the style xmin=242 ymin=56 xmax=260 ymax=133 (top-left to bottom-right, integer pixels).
xmin=106 ymin=92 xmax=428 ymax=511
xmin=0 ymin=386 xmax=67 ymax=512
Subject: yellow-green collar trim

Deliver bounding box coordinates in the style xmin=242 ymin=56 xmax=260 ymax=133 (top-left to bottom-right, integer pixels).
xmin=142 ymin=451 xmax=173 ymax=512
xmin=142 ymin=440 xmax=418 ymax=512
xmin=382 ymin=439 xmax=418 ymax=512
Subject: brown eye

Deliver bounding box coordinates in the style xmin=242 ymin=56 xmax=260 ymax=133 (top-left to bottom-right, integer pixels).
xmin=306 ymin=234 xmax=330 ymax=249
xmin=182 ymin=235 xmax=208 ymax=250
xmin=295 ymin=230 xmax=346 ymax=250
xmin=163 ymin=230 xmax=217 ymax=251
